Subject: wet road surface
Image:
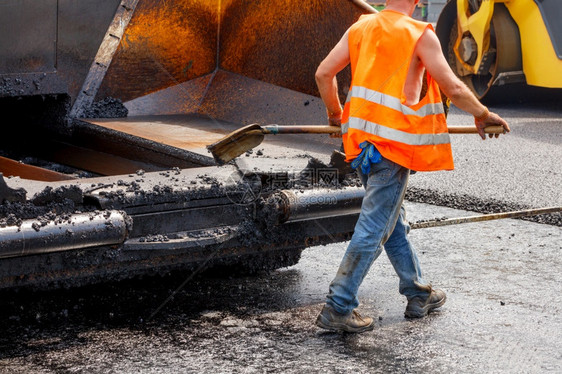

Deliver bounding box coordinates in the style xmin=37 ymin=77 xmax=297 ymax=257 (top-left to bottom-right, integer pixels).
xmin=1 ymin=201 xmax=560 ymax=373
xmin=0 ymin=101 xmax=561 ymax=373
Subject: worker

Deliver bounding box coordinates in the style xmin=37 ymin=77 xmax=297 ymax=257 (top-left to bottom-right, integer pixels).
xmin=314 ymin=0 xmax=510 ymax=333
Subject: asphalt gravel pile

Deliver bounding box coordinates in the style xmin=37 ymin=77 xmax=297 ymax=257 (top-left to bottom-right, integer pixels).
xmin=80 ymin=97 xmax=128 ymax=118
xmin=0 ymin=76 xmax=43 ymax=96
xmin=0 ymin=195 xmax=80 ymax=229
xmin=405 ymin=186 xmax=561 ymax=227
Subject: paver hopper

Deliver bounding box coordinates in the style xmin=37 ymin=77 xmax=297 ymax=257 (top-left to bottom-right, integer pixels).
xmin=0 ymin=0 xmax=372 ymax=289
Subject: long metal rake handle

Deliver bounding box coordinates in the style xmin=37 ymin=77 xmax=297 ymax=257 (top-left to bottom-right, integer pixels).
xmin=410 ymin=206 xmax=562 ymax=230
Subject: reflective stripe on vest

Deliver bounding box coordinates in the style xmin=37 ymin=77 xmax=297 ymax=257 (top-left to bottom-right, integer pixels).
xmin=341 ymin=117 xmax=450 ymax=145
xmin=344 ymin=86 xmax=445 ymax=117
xmin=341 ymin=86 xmax=450 ymax=146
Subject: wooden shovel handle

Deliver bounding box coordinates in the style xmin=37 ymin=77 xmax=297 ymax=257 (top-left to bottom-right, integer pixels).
xmin=260 ymin=125 xmax=505 ymax=135
xmin=447 ymin=125 xmax=505 ymax=134
xmin=261 ymin=125 xmax=341 ymax=134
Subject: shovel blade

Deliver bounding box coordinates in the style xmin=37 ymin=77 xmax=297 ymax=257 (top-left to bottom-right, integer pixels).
xmin=207 ymin=124 xmax=265 ymax=164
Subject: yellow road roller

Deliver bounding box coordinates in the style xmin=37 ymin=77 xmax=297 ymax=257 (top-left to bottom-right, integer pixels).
xmin=435 ymin=0 xmax=562 ymax=100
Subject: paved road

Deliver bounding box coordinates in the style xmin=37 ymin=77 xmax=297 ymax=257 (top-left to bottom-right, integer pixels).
xmin=410 ymin=101 xmax=562 ymax=209
xmin=0 ymin=101 xmax=560 ymax=373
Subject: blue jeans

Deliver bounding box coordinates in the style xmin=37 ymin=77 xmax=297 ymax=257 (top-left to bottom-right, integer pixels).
xmin=326 ymin=156 xmax=430 ymax=315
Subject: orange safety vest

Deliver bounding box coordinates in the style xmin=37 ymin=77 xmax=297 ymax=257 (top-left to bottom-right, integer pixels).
xmin=341 ymin=10 xmax=454 ymax=171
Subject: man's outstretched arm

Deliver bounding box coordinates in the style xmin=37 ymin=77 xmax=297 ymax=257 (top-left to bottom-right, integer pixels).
xmin=415 ymin=28 xmax=510 ymax=139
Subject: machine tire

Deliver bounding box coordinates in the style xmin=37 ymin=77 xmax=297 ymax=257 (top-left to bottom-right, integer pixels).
xmin=436 ymin=1 xmax=523 ymax=102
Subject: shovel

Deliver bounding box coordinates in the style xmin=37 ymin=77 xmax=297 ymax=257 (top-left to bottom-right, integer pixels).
xmin=207 ymin=124 xmax=505 ymax=164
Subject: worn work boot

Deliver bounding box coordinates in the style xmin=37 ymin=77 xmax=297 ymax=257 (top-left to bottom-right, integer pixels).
xmin=404 ymin=287 xmax=447 ymax=318
xmin=316 ymin=304 xmax=375 ymax=333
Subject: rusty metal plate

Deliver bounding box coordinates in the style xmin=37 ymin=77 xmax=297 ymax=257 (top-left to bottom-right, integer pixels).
xmin=123 ymin=69 xmax=330 ymax=127
xmin=86 ymin=114 xmax=230 ymax=155
xmin=100 ymin=0 xmax=362 ymax=103
xmin=219 ymin=0 xmax=359 ymax=97
xmin=0 ymin=0 xmax=122 ymax=98
xmin=0 ymin=0 xmax=57 ymax=74
xmin=98 ymin=0 xmax=219 ymax=102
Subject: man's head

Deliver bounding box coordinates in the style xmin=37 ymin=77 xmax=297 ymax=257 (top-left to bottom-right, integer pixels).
xmin=385 ymin=0 xmax=421 ymax=16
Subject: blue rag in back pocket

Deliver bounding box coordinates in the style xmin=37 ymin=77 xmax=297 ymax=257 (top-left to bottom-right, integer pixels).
xmin=350 ymin=141 xmax=382 ymax=175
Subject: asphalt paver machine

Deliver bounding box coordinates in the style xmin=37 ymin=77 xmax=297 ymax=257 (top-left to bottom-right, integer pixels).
xmin=0 ymin=0 xmax=374 ymax=289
